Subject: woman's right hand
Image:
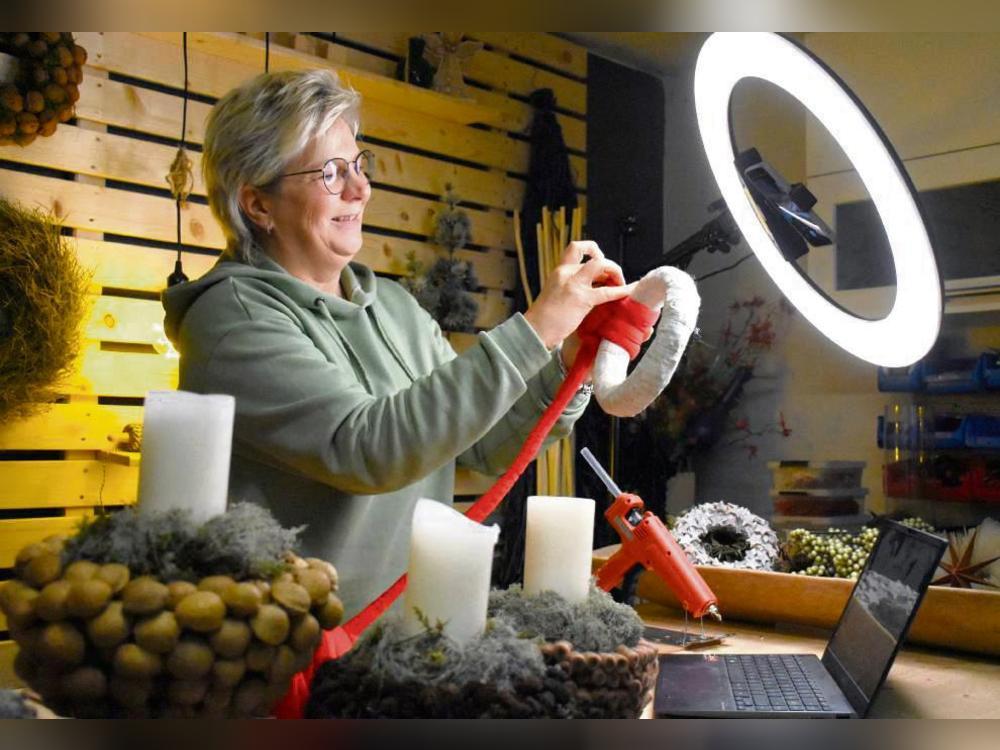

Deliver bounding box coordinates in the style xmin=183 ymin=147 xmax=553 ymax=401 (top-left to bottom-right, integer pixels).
xmin=522 ymin=241 xmax=637 ymax=350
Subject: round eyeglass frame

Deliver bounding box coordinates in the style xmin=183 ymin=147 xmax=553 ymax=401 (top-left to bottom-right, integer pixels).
xmin=278 ymin=149 xmax=375 ymax=196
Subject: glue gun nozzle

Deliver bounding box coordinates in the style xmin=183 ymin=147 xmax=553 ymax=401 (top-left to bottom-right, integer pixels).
xmin=707 ymin=604 xmax=722 ymax=622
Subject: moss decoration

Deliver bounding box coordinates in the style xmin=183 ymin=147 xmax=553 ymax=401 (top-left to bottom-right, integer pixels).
xmin=0 ymin=32 xmax=86 ymax=146
xmin=62 ymin=503 xmax=304 ymax=583
xmin=306 ymin=585 xmax=657 ymax=719
xmin=402 ymin=184 xmax=480 ymax=333
xmin=0 ymin=689 xmax=37 ymax=719
xmin=0 ymin=198 xmax=90 ymax=422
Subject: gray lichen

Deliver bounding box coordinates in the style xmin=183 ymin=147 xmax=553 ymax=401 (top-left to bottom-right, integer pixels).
xmin=0 ymin=689 xmax=36 ymax=719
xmin=488 ymin=584 xmax=642 ymax=654
xmin=61 ymin=502 xmax=303 ymax=582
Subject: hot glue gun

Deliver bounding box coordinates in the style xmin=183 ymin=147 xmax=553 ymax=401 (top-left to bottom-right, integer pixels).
xmin=581 ymin=447 xmax=722 ymax=621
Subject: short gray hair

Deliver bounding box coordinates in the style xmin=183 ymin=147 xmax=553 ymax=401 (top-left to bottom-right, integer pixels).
xmin=202 ymin=69 xmax=361 ymax=260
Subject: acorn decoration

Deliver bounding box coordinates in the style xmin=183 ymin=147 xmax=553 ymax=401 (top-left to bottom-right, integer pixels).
xmin=0 ymin=505 xmax=343 ymax=718
xmin=0 ymin=32 xmax=86 ymax=146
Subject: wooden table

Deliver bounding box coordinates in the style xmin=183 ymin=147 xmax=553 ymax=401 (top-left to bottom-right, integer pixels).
xmin=639 ymin=602 xmax=1000 ymax=719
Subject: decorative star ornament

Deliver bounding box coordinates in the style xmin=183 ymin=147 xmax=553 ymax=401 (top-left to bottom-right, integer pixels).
xmin=931 ymin=525 xmax=1000 ymax=589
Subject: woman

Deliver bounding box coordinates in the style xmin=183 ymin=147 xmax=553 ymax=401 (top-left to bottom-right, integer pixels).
xmin=162 ymin=69 xmax=636 ymax=624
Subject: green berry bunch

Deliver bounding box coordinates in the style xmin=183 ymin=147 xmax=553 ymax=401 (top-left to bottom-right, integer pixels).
xmin=784 ymin=517 xmax=936 ymax=579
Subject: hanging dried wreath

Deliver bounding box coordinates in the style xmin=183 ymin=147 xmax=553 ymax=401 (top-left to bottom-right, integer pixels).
xmin=0 ymin=198 xmax=91 ymax=422
xmin=0 ymin=32 xmax=86 ymax=146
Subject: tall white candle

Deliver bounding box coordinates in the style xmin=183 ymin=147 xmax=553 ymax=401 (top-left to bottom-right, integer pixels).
xmin=523 ymin=496 xmax=595 ymax=603
xmin=137 ymin=390 xmax=235 ymax=524
xmin=400 ymin=499 xmax=499 ymax=644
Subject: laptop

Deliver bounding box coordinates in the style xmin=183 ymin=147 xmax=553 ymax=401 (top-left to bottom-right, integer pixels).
xmin=654 ymin=519 xmax=947 ymax=718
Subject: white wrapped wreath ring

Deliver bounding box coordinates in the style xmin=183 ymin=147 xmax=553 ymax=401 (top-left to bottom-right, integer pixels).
xmin=591 ymin=266 xmax=701 ymax=418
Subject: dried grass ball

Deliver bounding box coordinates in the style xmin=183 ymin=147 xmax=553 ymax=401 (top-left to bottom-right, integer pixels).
xmin=0 ymin=199 xmax=90 ymax=422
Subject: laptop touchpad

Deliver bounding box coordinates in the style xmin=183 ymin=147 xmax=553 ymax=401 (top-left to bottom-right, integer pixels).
xmin=655 ymin=655 xmax=731 ymax=714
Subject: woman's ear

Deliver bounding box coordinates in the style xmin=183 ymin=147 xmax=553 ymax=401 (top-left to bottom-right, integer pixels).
xmin=238 ymin=184 xmax=273 ymax=234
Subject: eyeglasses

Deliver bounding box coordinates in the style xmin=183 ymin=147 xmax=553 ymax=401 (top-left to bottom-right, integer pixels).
xmin=278 ymin=149 xmax=375 ymax=196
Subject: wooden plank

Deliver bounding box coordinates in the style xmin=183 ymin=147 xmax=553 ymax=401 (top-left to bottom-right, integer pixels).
xmin=328 ymin=32 xmax=586 ymax=152
xmin=470 ymin=32 xmax=587 ymax=80
xmin=0 ymin=517 xmax=82 ymax=569
xmin=67 ymin=343 xmax=178 ymax=398
xmin=334 ymin=32 xmax=586 ymax=115
xmin=70 ymin=294 xmax=508 ymax=397
xmin=76 ymin=239 xmax=218 ymax=293
xmin=358 ymin=236 xmax=516 ymax=292
xmin=367 ymin=190 xmax=513 ymax=251
xmin=280 ymin=33 xmax=585 ymax=152
xmin=0 ymin=123 xmax=208 ymax=196
xmin=125 ymin=31 xmax=503 ymax=128
xmin=81 ymin=286 xmax=507 ymax=349
xmin=0 ymin=126 xmax=514 ymax=250
xmin=0 ymin=168 xmax=224 ymax=250
xmin=0 ymin=403 xmax=132 ymax=452
xmin=85 ymin=295 xmax=165 ymax=346
xmin=75 ymin=65 xmax=536 ymax=180
xmin=371 ymin=146 xmax=525 ymax=212
xmin=75 ymin=234 xmax=516 ymax=295
xmin=0 ymin=460 xmax=138 ymax=510
xmin=72 ymin=80 xmax=529 ymax=210
xmin=76 ymin=72 xmax=213 ymax=143
xmin=77 ymin=32 xmax=526 ymax=171
xmin=0 ymin=169 xmax=515 ymax=260
xmin=464 ymin=43 xmax=586 ymax=116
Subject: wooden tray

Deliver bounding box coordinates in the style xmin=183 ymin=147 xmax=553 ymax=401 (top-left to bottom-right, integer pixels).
xmin=593 ymin=545 xmax=1000 ymax=657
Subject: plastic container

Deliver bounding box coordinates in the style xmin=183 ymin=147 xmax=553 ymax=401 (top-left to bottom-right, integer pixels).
xmin=923 ymin=357 xmax=985 ymax=394
xmin=771 ymin=513 xmax=871 ymax=533
xmin=877 ymin=362 xmax=924 ymax=393
xmin=981 ymin=353 xmax=1000 ymax=390
xmin=964 ymin=415 xmax=1000 ymax=449
xmin=767 ymin=460 xmax=865 ymax=491
xmin=973 ymin=455 xmax=1000 ymax=502
xmin=922 ymin=453 xmax=977 ymax=502
xmin=771 ymin=488 xmax=868 ymax=517
xmin=883 ymin=459 xmax=922 ymax=497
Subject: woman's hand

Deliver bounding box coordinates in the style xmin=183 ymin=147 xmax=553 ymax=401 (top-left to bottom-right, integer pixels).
xmin=523 ymin=240 xmax=636 ymax=350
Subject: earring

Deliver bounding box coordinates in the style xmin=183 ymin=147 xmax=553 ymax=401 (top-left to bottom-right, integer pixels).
xmin=266 ymin=223 xmax=274 ymax=235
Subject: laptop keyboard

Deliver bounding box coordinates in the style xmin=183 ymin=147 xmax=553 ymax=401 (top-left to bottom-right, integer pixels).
xmin=724 ymin=655 xmax=833 ymax=713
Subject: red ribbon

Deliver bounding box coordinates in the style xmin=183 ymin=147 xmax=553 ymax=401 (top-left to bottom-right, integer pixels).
xmin=274 ymin=295 xmax=658 ymax=719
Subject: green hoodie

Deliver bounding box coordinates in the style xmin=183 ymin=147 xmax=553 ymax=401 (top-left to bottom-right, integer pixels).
xmin=162 ymin=249 xmax=589 ymax=621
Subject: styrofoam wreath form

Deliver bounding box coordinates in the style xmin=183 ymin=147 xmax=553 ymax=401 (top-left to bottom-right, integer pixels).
xmin=592 ymin=266 xmax=700 ymax=418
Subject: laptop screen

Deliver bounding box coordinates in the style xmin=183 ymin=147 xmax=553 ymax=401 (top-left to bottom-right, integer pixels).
xmin=821 ymin=522 xmax=946 ymax=716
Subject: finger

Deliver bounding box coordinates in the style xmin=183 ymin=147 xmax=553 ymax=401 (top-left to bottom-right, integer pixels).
xmin=591 ymin=281 xmax=638 ymax=304
xmin=561 ymin=240 xmax=604 ymax=266
xmin=591 ymin=258 xmax=626 ymax=287
xmin=578 ymin=257 xmax=626 ymax=286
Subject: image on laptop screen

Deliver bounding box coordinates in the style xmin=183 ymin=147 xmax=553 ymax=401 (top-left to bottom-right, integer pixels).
xmin=823 ymin=524 xmax=944 ymax=709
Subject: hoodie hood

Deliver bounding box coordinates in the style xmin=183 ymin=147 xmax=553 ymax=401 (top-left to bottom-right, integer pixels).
xmin=162 ymin=248 xmax=377 ymax=343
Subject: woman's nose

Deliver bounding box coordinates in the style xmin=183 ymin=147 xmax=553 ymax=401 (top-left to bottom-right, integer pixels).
xmin=340 ymin=169 xmax=370 ymax=201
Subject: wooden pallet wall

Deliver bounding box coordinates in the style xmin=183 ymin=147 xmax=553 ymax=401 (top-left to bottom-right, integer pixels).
xmin=0 ymin=31 xmax=587 ymax=684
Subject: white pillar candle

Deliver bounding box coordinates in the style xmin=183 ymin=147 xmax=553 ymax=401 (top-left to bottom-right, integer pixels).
xmin=137 ymin=390 xmax=235 ymax=524
xmin=523 ymin=495 xmax=595 ymax=603
xmin=400 ymin=498 xmax=499 ymax=644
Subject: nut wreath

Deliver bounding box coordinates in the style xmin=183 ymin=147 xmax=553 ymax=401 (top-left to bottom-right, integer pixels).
xmin=0 ymin=32 xmax=86 ymax=146
xmin=591 ymin=266 xmax=701 ymax=417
